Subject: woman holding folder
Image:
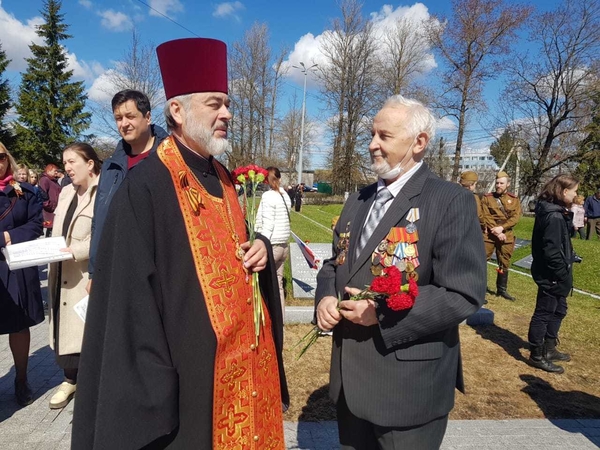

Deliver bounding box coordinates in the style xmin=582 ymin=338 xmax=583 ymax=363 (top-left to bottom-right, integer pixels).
xmin=0 ymin=142 xmax=43 ymax=407
xmin=47 ymin=142 xmax=100 ymax=410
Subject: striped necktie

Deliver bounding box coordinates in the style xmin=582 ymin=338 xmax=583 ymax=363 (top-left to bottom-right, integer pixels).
xmin=356 ymin=187 xmax=393 ymax=257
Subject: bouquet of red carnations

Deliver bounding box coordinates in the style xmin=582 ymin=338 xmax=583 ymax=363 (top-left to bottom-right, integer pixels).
xmin=294 ymin=265 xmax=418 ymax=358
xmin=231 ymin=164 xmax=269 ymax=344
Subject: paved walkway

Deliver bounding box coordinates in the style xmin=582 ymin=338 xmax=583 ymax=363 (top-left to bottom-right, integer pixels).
xmin=1 ymin=310 xmax=599 ymax=448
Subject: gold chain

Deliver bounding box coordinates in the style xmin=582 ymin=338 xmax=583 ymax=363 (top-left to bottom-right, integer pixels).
xmin=186 ymin=165 xmax=245 ymax=260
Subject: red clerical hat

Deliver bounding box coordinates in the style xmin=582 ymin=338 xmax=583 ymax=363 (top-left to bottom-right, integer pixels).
xmin=156 ymin=38 xmax=228 ymax=99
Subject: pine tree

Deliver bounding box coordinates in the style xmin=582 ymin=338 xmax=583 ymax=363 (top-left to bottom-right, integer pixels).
xmin=0 ymin=42 xmax=12 ymax=147
xmin=574 ymin=91 xmax=600 ymax=197
xmin=14 ymin=0 xmax=90 ymax=166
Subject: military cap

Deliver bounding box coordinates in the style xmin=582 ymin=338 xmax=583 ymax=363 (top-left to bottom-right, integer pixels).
xmin=496 ymin=171 xmax=510 ymax=179
xmin=460 ymin=171 xmax=478 ymax=182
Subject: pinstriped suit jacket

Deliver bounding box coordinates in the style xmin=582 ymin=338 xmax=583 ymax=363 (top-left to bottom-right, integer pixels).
xmin=315 ymin=164 xmax=486 ymax=428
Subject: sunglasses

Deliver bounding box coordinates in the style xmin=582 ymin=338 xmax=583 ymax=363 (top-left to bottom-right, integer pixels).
xmin=0 ymin=154 xmax=7 ymax=161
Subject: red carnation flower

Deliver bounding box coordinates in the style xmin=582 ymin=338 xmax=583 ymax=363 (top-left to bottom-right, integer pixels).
xmin=408 ymin=278 xmax=419 ymax=297
xmin=371 ymin=265 xmax=402 ymax=295
xmin=387 ymin=292 xmax=415 ymax=311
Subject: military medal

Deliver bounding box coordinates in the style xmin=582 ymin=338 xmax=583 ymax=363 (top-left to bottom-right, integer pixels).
xmin=406 ymin=207 xmax=420 ymax=233
xmin=395 ymin=259 xmax=407 ymax=271
xmin=335 ymin=222 xmax=351 ymax=266
xmin=371 ymin=264 xmax=383 ymax=276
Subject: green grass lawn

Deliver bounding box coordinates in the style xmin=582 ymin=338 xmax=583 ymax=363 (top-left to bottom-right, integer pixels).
xmin=513 ymin=216 xmax=599 ymax=295
xmin=285 ymin=205 xmax=600 ymax=297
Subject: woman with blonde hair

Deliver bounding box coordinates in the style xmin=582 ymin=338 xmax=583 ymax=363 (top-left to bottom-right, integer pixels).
xmin=255 ymin=166 xmax=292 ymax=317
xmin=0 ymin=142 xmax=44 ymax=406
xmin=47 ymin=142 xmax=101 ymax=409
xmin=571 ymin=195 xmax=585 ymax=240
xmin=15 ymin=163 xmax=29 ymax=183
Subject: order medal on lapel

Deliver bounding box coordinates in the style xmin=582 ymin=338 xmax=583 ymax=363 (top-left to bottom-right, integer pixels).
xmin=406 ymin=207 xmax=420 ymax=234
xmin=395 ymin=259 xmax=407 ymax=271
xmin=335 ymin=221 xmax=351 ymax=266
xmin=371 ymin=264 xmax=384 ymax=276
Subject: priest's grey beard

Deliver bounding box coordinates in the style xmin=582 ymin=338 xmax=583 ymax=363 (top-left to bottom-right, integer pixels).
xmin=184 ymin=115 xmax=230 ymax=157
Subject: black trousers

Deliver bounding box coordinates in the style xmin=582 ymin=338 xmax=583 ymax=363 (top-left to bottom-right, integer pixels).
xmin=337 ymin=390 xmax=448 ymax=450
xmin=528 ymin=288 xmax=568 ymax=346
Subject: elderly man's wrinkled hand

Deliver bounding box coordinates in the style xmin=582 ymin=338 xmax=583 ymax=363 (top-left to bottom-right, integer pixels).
xmin=316 ymin=296 xmax=342 ymax=331
xmin=339 ymin=298 xmax=378 ymax=326
xmin=242 ymin=239 xmax=267 ymax=272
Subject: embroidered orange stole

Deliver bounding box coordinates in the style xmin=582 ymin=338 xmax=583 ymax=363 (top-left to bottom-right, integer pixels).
xmin=158 ymin=137 xmax=284 ymax=449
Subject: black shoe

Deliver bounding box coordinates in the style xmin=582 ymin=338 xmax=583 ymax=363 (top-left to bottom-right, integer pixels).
xmin=496 ymin=271 xmax=516 ymax=301
xmin=545 ymin=338 xmax=571 ymax=362
xmin=529 ymin=345 xmax=564 ymax=373
xmin=528 ymin=356 xmax=564 ymax=373
xmin=15 ymin=379 xmax=33 ymax=406
xmin=497 ymin=290 xmax=516 ymax=301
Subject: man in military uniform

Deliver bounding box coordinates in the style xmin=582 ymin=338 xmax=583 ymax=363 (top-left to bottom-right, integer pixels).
xmin=459 ymin=171 xmax=482 ymax=225
xmin=481 ymin=171 xmax=522 ymax=300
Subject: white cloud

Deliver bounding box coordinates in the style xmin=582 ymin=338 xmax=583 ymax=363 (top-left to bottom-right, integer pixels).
xmin=213 ymin=2 xmax=245 ymax=20
xmin=87 ymin=69 xmax=119 ymax=104
xmin=78 ymin=0 xmax=93 ymax=9
xmin=0 ymin=3 xmax=44 ymax=71
xmin=148 ymin=0 xmax=183 ymax=18
xmin=437 ymin=116 xmax=458 ymax=131
xmin=283 ymin=3 xmax=437 ymax=88
xmin=281 ymin=32 xmax=327 ymax=88
xmin=98 ymin=9 xmax=133 ymax=32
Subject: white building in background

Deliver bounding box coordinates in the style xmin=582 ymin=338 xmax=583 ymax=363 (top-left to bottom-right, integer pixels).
xmin=457 ymin=148 xmax=498 ymax=172
xmin=455 ymin=147 xmax=499 ymax=193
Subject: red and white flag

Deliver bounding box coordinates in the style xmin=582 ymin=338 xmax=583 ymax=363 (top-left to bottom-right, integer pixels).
xmin=291 ymin=231 xmax=321 ymax=269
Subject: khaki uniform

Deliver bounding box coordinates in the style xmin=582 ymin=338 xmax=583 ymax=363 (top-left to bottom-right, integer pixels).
xmin=474 ymin=193 xmax=483 ymax=230
xmin=481 ymin=191 xmax=522 ymax=271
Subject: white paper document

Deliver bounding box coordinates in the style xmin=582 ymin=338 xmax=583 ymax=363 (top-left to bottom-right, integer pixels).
xmin=1 ymin=236 xmax=73 ymax=270
xmin=73 ymin=295 xmax=89 ymax=323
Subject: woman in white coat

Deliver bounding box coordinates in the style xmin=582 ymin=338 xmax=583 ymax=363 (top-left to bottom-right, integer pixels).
xmin=48 ymin=142 xmax=101 ymax=409
xmin=255 ymin=167 xmax=292 ymax=318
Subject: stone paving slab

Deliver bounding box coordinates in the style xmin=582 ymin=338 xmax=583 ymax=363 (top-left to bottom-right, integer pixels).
xmin=2 ymin=299 xmax=600 ymax=449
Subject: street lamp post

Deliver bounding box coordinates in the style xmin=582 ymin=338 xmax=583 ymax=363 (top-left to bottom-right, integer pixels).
xmin=293 ymin=62 xmax=317 ymax=186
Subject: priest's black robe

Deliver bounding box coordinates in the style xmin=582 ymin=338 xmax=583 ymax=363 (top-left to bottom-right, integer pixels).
xmin=71 ymin=142 xmax=289 ymax=449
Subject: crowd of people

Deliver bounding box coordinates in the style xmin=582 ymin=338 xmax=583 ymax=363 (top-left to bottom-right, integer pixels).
xmin=0 ymin=35 xmax=597 ymax=450
xmin=456 ymin=168 xmax=591 ymax=377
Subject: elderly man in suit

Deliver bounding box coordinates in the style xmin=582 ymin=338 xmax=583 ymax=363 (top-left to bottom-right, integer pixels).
xmin=316 ymin=95 xmax=486 ymax=450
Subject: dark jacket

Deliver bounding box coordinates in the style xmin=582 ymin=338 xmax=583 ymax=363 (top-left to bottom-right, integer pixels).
xmin=531 ymin=200 xmax=574 ymax=297
xmin=584 ymin=194 xmax=600 ymax=218
xmin=315 ymin=164 xmax=486 ymax=428
xmin=38 ymin=173 xmax=61 ymax=229
xmin=88 ymin=124 xmax=168 ymax=277
xmin=0 ymin=182 xmax=44 ymax=334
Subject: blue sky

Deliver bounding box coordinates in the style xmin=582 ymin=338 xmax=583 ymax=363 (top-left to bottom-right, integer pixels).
xmin=0 ymin=0 xmax=562 ymax=167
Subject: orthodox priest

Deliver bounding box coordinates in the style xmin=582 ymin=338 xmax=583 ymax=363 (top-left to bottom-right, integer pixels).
xmin=72 ymin=38 xmax=288 ymax=449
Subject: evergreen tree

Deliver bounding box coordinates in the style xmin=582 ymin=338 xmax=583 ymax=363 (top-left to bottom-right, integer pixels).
xmin=14 ymin=0 xmax=90 ymax=166
xmin=489 ymin=129 xmax=518 ymax=177
xmin=574 ymin=91 xmax=600 ymax=197
xmin=0 ymin=42 xmax=12 ymax=147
